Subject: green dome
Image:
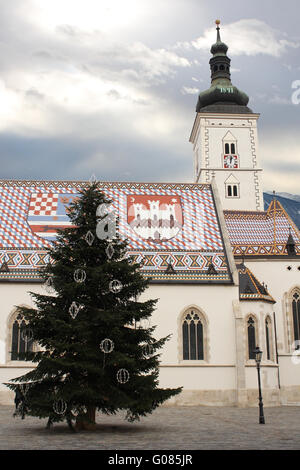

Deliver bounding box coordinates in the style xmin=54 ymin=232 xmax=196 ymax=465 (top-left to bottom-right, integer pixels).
xmin=196 ymin=21 xmax=253 ymax=114
xmin=197 ymin=83 xmax=250 ymax=111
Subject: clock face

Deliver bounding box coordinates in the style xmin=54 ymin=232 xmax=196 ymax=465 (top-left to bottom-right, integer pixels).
xmin=224 ymin=155 xmax=238 ymax=169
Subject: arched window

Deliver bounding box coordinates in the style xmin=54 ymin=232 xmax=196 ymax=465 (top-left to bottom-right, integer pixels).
xmin=182 ymin=310 xmax=205 ymax=360
xmin=10 ymin=313 xmax=33 ymax=361
xmin=225 ymin=143 xmax=230 ymax=154
xmin=247 ymin=316 xmax=257 ymax=360
xmin=292 ymin=292 xmax=300 ymax=344
xmin=231 ymin=143 xmax=236 ymax=154
xmin=265 ymin=316 xmax=272 ymax=360
xmin=233 ymin=185 xmax=238 ymax=197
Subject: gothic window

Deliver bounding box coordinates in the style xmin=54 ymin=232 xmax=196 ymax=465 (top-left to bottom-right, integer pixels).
xmin=247 ymin=316 xmax=257 ymax=360
xmin=265 ymin=316 xmax=273 ymax=361
xmin=182 ymin=309 xmax=205 ymax=360
xmin=292 ymin=292 xmax=300 ymax=344
xmin=10 ymin=313 xmax=33 ymax=361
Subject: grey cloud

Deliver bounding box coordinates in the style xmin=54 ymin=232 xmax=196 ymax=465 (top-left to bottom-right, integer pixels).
xmin=25 ymin=88 xmax=45 ymax=100
xmin=0 ymin=131 xmax=191 ymax=183
xmin=0 ymin=0 xmax=299 ymax=192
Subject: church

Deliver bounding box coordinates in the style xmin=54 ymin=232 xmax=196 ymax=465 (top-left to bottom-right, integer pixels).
xmin=0 ymin=21 xmax=299 ymax=407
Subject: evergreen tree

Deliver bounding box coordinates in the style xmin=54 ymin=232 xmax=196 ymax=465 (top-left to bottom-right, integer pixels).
xmin=5 ymin=183 xmax=182 ymax=431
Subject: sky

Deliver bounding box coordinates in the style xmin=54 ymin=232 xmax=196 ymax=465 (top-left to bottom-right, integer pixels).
xmin=0 ymin=0 xmax=299 ymax=193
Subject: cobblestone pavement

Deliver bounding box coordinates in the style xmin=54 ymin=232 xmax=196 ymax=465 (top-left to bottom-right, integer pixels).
xmin=0 ymin=405 xmax=299 ymax=450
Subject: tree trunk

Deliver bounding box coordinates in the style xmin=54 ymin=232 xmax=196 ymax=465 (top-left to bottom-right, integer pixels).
xmin=75 ymin=406 xmax=96 ymax=431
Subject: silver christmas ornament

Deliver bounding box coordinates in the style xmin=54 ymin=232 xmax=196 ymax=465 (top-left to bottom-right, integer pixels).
xmin=100 ymin=338 xmax=114 ymax=354
xmin=74 ymin=269 xmax=86 ymax=284
xmin=142 ymin=344 xmax=154 ymax=359
xmin=109 ymin=279 xmax=123 ymax=293
xmin=21 ymin=328 xmax=33 ymax=342
xmin=89 ymin=174 xmax=97 ymax=184
xmin=53 ymin=399 xmax=67 ymax=415
xmin=106 ymin=242 xmax=115 ymax=260
xmin=69 ymin=301 xmax=82 ymax=319
xmin=136 ymin=318 xmax=151 ymax=330
xmin=116 ymin=368 xmax=130 ymax=384
xmin=44 ymin=276 xmax=55 ymax=294
xmin=84 ymin=231 xmax=95 ymax=246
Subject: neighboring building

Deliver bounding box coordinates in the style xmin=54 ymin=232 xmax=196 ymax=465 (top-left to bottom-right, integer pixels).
xmin=264 ymin=192 xmax=300 ymax=230
xmin=0 ymin=21 xmax=299 ymax=407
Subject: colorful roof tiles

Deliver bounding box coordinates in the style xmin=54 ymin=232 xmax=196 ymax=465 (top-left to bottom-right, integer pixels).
xmin=224 ymin=199 xmax=300 ymax=257
xmin=0 ymin=180 xmax=232 ymax=283
xmin=237 ymin=263 xmax=275 ymax=303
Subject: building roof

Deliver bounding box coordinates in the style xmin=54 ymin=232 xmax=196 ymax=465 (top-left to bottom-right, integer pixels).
xmin=224 ymin=199 xmax=300 ymax=257
xmin=237 ymin=263 xmax=275 ymax=303
xmin=0 ymin=179 xmax=232 ymax=283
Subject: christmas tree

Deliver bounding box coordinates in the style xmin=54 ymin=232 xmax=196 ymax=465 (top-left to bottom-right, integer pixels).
xmin=5 ymin=182 xmax=182 ymax=431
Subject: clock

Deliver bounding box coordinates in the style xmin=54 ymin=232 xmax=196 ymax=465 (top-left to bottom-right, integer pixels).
xmin=224 ymin=155 xmax=238 ymax=169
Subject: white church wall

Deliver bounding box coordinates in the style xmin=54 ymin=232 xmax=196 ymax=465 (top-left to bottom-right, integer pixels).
xmin=142 ymin=283 xmax=239 ymax=366
xmin=246 ymin=259 xmax=300 ymax=403
xmin=244 ymin=364 xmax=280 ymax=406
xmin=140 ymin=282 xmax=240 ymax=405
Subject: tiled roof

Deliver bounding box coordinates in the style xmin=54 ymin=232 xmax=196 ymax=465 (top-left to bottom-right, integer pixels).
xmin=237 ymin=263 xmax=275 ymax=303
xmin=0 ymin=180 xmax=231 ymax=283
xmin=224 ymin=199 xmax=300 ymax=257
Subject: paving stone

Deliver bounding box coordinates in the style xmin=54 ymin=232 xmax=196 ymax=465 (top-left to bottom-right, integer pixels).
xmin=0 ymin=405 xmax=299 ymax=450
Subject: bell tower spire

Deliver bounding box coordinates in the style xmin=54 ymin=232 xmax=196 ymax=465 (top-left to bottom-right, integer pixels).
xmin=189 ymin=20 xmax=264 ymax=212
xmin=209 ymin=20 xmax=231 ymax=84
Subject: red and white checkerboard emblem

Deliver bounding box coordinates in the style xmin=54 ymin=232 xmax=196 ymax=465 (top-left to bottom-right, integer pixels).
xmin=28 ymin=193 xmax=58 ymax=216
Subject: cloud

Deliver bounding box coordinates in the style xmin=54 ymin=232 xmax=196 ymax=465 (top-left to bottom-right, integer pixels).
xmin=0 ymin=1 xmax=298 ymax=194
xmin=261 ymin=134 xmax=300 ymax=194
xmin=190 ymin=19 xmax=300 ymax=57
xmin=181 ymin=86 xmax=199 ymax=95
xmin=0 ymin=7 xmax=192 ymax=140
xmin=268 ymin=95 xmax=292 ymax=105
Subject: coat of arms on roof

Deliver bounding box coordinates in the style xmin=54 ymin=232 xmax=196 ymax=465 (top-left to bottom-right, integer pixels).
xmin=27 ymin=192 xmax=79 ymax=241
xmin=127 ymin=195 xmax=183 ymax=241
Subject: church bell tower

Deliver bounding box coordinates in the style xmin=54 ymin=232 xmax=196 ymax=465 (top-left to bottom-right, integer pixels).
xmin=190 ymin=20 xmax=264 ymax=212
